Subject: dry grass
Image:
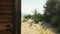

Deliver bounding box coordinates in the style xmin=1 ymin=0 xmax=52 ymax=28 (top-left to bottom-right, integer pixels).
xmin=21 ymin=19 xmax=56 ymax=34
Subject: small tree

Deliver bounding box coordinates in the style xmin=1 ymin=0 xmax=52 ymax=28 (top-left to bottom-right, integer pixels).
xmin=23 ymin=15 xmax=32 ymax=19
xmin=43 ymin=0 xmax=57 ymax=23
xmin=32 ymin=9 xmax=42 ymax=24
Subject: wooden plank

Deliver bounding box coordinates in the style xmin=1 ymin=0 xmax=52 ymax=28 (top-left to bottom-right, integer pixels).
xmin=0 ymin=11 xmax=12 ymax=14
xmin=0 ymin=11 xmax=12 ymax=13
xmin=0 ymin=4 xmax=12 ymax=7
xmin=0 ymin=31 xmax=11 ymax=34
xmin=0 ymin=0 xmax=13 ymax=7
xmin=0 ymin=1 xmax=12 ymax=6
xmin=0 ymin=15 xmax=12 ymax=22
xmin=0 ymin=23 xmax=12 ymax=30
xmin=0 ymin=20 xmax=11 ymax=22
xmin=0 ymin=21 xmax=12 ymax=23
xmin=0 ymin=7 xmax=12 ymax=11
xmin=0 ymin=0 xmax=12 ymax=2
xmin=0 ymin=22 xmax=12 ymax=23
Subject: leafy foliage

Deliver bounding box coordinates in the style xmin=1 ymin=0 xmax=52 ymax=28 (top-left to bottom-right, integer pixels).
xmin=43 ymin=0 xmax=60 ymax=33
xmin=51 ymin=16 xmax=60 ymax=26
xmin=43 ymin=0 xmax=57 ymax=22
xmin=23 ymin=9 xmax=43 ymax=23
xmin=22 ymin=0 xmax=60 ymax=33
xmin=32 ymin=10 xmax=43 ymax=23
xmin=23 ymin=15 xmax=32 ymax=19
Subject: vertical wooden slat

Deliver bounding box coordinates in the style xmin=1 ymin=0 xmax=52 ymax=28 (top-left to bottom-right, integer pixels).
xmin=17 ymin=0 xmax=21 ymax=34
xmin=12 ymin=0 xmax=17 ymax=34
xmin=12 ymin=0 xmax=20 ymax=34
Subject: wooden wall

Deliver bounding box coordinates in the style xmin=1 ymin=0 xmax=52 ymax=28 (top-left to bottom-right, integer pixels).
xmin=0 ymin=0 xmax=13 ymax=34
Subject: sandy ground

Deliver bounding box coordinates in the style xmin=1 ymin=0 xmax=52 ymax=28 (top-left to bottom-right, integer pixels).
xmin=21 ymin=19 xmax=40 ymax=34
xmin=21 ymin=19 xmax=56 ymax=34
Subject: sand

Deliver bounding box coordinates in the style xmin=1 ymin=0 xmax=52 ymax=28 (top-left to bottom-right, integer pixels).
xmin=21 ymin=19 xmax=56 ymax=34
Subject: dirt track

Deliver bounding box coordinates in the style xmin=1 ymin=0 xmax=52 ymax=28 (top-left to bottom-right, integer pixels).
xmin=21 ymin=19 xmax=56 ymax=34
xmin=21 ymin=21 xmax=40 ymax=34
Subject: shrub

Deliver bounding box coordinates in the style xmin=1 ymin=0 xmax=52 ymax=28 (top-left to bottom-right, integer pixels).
xmin=23 ymin=15 xmax=32 ymax=19
xmin=51 ymin=16 xmax=60 ymax=27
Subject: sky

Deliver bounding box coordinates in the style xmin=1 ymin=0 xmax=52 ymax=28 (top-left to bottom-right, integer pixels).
xmin=21 ymin=0 xmax=47 ymax=15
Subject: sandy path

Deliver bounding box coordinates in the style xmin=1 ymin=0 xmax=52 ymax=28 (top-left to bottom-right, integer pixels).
xmin=21 ymin=22 xmax=40 ymax=34
xmin=21 ymin=19 xmax=56 ymax=34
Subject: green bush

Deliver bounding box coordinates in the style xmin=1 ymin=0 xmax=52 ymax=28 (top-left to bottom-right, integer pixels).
xmin=51 ymin=16 xmax=57 ymax=25
xmin=51 ymin=16 xmax=60 ymax=27
xmin=23 ymin=10 xmax=43 ymax=24
xmin=33 ymin=13 xmax=43 ymax=23
xmin=23 ymin=15 xmax=32 ymax=19
xmin=56 ymin=26 xmax=60 ymax=32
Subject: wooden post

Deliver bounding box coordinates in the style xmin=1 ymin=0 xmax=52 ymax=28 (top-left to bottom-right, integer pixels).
xmin=12 ymin=0 xmax=20 ymax=34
